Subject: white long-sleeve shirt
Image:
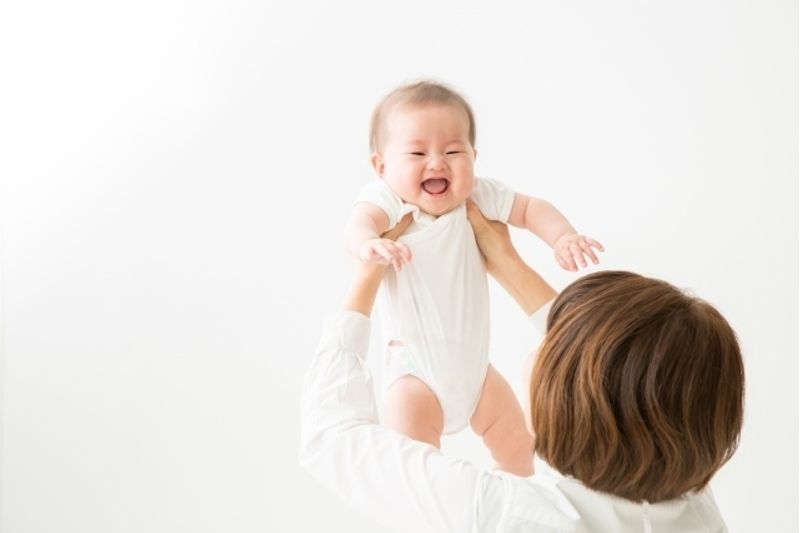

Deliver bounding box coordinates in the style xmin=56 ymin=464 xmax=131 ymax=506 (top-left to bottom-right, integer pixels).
xmin=299 ymin=307 xmax=729 ymax=532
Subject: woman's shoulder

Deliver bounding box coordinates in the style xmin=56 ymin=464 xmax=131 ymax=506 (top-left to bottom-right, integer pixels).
xmin=476 ymin=470 xmax=581 ymax=532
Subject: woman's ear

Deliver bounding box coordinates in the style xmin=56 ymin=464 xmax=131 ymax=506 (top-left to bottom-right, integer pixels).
xmin=370 ymin=152 xmax=385 ymax=178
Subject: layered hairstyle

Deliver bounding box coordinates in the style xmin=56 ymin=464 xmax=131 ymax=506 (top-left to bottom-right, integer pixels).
xmin=530 ymin=271 xmax=745 ymax=502
xmin=368 ymin=80 xmax=477 ymax=153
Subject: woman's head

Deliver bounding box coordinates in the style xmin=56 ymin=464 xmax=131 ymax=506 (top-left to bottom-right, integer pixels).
xmin=530 ymin=271 xmax=744 ymax=502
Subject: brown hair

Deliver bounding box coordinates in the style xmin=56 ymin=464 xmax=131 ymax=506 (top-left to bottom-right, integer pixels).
xmin=530 ymin=271 xmax=744 ymax=502
xmin=368 ymin=80 xmax=476 ymax=153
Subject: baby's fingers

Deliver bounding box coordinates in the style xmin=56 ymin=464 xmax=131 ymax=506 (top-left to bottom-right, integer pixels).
xmin=384 ymin=242 xmax=410 ymax=271
xmin=374 ymin=243 xmax=396 ymax=265
xmin=558 ymin=249 xmax=578 ymax=272
xmin=569 ymin=243 xmax=587 ymax=268
xmin=586 ymin=238 xmax=605 ymax=252
xmin=359 ymin=246 xmax=381 ymax=263
xmin=578 ymin=239 xmax=600 ymax=265
xmin=396 ymin=242 xmax=412 ymax=263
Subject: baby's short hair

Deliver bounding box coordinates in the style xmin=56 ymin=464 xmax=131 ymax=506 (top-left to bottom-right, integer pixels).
xmin=369 ymin=80 xmax=476 ymax=153
xmin=531 ymin=271 xmax=745 ymax=503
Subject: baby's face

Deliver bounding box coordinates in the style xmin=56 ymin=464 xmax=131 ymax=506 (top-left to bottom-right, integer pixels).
xmin=372 ymin=103 xmax=476 ymax=216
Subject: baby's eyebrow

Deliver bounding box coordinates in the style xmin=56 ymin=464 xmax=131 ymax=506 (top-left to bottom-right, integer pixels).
xmin=404 ymin=139 xmax=467 ymax=146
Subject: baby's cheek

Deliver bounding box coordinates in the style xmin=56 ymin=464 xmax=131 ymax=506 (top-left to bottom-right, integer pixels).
xmin=454 ymin=176 xmax=476 ymax=202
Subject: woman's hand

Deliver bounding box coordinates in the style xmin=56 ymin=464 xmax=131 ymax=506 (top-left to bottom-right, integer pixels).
xmin=465 ymin=199 xmax=522 ymax=278
xmin=465 ymin=200 xmax=557 ymax=315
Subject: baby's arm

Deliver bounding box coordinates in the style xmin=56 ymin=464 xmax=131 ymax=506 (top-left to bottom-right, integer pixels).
xmin=344 ymin=203 xmax=412 ymax=271
xmin=507 ymin=193 xmax=604 ymax=272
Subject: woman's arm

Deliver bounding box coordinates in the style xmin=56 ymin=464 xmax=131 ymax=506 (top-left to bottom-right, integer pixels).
xmin=301 ymin=214 xmax=500 ymax=532
xmin=466 ymin=199 xmax=558 ymax=315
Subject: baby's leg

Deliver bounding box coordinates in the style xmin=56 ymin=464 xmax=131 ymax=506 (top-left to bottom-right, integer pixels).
xmin=384 ymin=375 xmax=444 ymax=448
xmin=470 ymin=365 xmax=534 ymax=476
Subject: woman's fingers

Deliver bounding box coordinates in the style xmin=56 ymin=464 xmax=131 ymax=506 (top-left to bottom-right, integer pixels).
xmin=465 ymin=198 xmax=515 ymax=267
xmin=382 ymin=214 xmax=413 ymax=240
xmin=379 ymin=214 xmax=413 ymax=270
xmin=465 ymin=198 xmax=485 ymax=228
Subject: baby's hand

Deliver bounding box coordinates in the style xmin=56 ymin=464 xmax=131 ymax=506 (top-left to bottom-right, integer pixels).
xmin=554 ymin=233 xmax=605 ymax=272
xmin=359 ymin=238 xmax=412 ymax=272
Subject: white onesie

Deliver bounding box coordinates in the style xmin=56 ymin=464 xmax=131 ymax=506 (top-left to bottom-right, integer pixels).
xmin=355 ymin=177 xmax=516 ymax=434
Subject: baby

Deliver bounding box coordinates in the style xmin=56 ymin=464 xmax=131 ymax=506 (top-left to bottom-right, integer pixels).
xmin=344 ymin=81 xmax=603 ymax=476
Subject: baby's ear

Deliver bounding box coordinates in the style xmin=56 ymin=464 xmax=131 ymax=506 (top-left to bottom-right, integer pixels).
xmin=370 ymin=152 xmax=385 ymax=177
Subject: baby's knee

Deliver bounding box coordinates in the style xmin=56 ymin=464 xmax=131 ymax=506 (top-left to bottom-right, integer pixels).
xmin=489 ymin=414 xmax=533 ymax=455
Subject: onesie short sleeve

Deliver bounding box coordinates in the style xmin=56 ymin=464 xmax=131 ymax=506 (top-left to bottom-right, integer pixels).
xmin=354 ymin=180 xmax=417 ymax=230
xmin=470 ymin=177 xmax=516 ymax=222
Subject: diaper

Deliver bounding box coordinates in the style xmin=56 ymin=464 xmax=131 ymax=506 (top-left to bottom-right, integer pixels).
xmin=382 ymin=341 xmax=488 ymax=435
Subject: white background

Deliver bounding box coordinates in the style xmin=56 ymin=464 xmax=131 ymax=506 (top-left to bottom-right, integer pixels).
xmin=1 ymin=1 xmax=797 ymax=532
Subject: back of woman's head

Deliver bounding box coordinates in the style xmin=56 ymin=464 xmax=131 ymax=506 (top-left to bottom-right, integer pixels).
xmin=530 ymin=271 xmax=744 ymax=502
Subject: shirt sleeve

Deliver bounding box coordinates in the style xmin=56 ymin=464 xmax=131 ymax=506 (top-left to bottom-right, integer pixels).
xmin=528 ymin=299 xmax=555 ymax=334
xmin=299 ymin=311 xmax=493 ymax=532
xmin=354 ymin=180 xmax=412 ymax=230
xmin=470 ymin=177 xmax=516 ymax=222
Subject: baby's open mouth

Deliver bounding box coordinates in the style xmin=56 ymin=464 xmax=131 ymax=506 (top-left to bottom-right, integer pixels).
xmin=422 ymin=178 xmax=449 ymax=195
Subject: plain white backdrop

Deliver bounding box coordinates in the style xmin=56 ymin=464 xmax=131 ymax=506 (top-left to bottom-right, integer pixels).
xmin=1 ymin=1 xmax=797 ymax=532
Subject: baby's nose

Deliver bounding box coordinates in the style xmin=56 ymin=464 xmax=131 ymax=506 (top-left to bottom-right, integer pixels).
xmin=426 ymin=154 xmax=447 ymax=170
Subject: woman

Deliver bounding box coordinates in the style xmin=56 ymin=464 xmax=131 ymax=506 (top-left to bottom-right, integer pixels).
xmin=300 ymin=200 xmax=744 ymax=532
